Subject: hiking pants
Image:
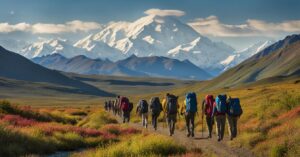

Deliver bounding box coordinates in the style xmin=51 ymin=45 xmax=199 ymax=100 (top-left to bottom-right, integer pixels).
xmin=215 ymin=115 xmax=226 ymax=140
xmin=141 ymin=113 xmax=148 ymax=128
xmin=152 ymin=113 xmax=159 ymax=130
xmin=227 ymin=115 xmax=238 ymax=138
xmin=122 ymin=111 xmax=130 ymax=123
xmin=206 ymin=116 xmax=214 ymax=137
xmin=185 ymin=112 xmax=195 ymax=135
xmin=167 ymin=114 xmax=177 ymax=135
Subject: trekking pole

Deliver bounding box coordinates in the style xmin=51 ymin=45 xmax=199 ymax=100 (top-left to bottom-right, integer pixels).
xmin=202 ymin=114 xmax=204 ymax=138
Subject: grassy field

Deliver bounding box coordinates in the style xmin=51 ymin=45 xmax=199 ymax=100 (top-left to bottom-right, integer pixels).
xmin=0 ymin=101 xmax=193 ymax=157
xmin=127 ymin=78 xmax=300 ymax=157
xmin=1 ymin=73 xmax=299 ymax=156
xmin=0 ymin=74 xmax=193 ymax=107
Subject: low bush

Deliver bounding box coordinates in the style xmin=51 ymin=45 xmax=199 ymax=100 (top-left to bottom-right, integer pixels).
xmin=86 ymin=134 xmax=186 ymax=157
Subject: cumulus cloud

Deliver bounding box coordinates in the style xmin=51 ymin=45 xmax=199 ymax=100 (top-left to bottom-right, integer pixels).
xmin=188 ymin=15 xmax=300 ymax=37
xmin=144 ymin=8 xmax=185 ymax=17
xmin=0 ymin=20 xmax=102 ymax=34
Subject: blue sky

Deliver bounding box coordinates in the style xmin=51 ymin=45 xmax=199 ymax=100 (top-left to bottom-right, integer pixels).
xmin=1 ymin=0 xmax=300 ymax=49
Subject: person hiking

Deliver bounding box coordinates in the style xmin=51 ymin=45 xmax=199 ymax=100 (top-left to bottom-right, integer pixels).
xmin=116 ymin=96 xmax=122 ymax=117
xmin=212 ymin=94 xmax=227 ymax=142
xmin=184 ymin=92 xmax=198 ymax=137
xmin=136 ymin=99 xmax=149 ymax=128
xmin=120 ymin=96 xmax=130 ymax=123
xmin=104 ymin=101 xmax=108 ymax=111
xmin=226 ymin=96 xmax=243 ymax=140
xmin=128 ymin=102 xmax=134 ymax=122
xmin=108 ymin=100 xmax=112 ymax=112
xmin=202 ymin=95 xmax=215 ymax=138
xmin=113 ymin=96 xmax=120 ymax=115
xmin=150 ymin=97 xmax=163 ymax=130
xmin=163 ymin=93 xmax=179 ymax=136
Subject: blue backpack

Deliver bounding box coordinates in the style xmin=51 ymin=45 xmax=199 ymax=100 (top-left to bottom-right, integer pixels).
xmin=186 ymin=92 xmax=197 ymax=113
xmin=228 ymin=98 xmax=243 ymax=116
xmin=215 ymin=95 xmax=227 ymax=113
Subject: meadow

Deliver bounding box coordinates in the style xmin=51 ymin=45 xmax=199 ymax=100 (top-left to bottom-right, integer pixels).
xmin=1 ymin=75 xmax=299 ymax=157
xmin=0 ymin=101 xmax=192 ymax=157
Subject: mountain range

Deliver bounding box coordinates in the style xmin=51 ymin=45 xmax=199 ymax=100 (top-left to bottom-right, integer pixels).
xmin=0 ymin=46 xmax=114 ymax=96
xmin=32 ymin=54 xmax=211 ymax=80
xmin=18 ymin=14 xmax=272 ymax=75
xmin=205 ymin=34 xmax=300 ymax=89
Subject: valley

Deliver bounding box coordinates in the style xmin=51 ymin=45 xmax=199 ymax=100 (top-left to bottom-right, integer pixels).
xmin=0 ymin=2 xmax=300 ymax=156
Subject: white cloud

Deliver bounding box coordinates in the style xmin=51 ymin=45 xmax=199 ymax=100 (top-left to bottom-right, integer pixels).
xmin=10 ymin=11 xmax=15 ymax=15
xmin=188 ymin=15 xmax=300 ymax=37
xmin=0 ymin=20 xmax=102 ymax=34
xmin=144 ymin=8 xmax=185 ymax=17
xmin=0 ymin=23 xmax=31 ymax=33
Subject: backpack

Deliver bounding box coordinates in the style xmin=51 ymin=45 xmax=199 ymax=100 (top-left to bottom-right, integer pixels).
xmin=166 ymin=94 xmax=178 ymax=115
xmin=120 ymin=97 xmax=130 ymax=111
xmin=205 ymin=95 xmax=214 ymax=116
xmin=128 ymin=102 xmax=133 ymax=112
xmin=186 ymin=92 xmax=197 ymax=113
xmin=228 ymin=98 xmax=243 ymax=116
xmin=140 ymin=100 xmax=148 ymax=113
xmin=215 ymin=95 xmax=227 ymax=113
xmin=150 ymin=97 xmax=162 ymax=115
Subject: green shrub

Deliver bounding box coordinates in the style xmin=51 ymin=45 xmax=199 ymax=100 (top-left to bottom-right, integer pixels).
xmin=270 ymin=143 xmax=288 ymax=157
xmin=90 ymin=134 xmax=186 ymax=157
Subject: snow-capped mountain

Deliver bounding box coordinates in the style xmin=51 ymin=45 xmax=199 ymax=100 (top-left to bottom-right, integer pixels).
xmin=20 ymin=39 xmax=85 ymax=58
xmin=221 ymin=41 xmax=274 ymax=71
xmin=20 ymin=14 xmax=240 ymax=75
xmin=74 ymin=14 xmax=235 ymax=73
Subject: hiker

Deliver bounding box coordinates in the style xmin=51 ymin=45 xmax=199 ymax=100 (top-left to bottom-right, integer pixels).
xmin=212 ymin=94 xmax=227 ymax=141
xmin=136 ymin=99 xmax=149 ymax=128
xmin=202 ymin=95 xmax=215 ymax=138
xmin=227 ymin=96 xmax=243 ymax=140
xmin=104 ymin=101 xmax=108 ymax=111
xmin=150 ymin=97 xmax=163 ymax=130
xmin=184 ymin=92 xmax=198 ymax=137
xmin=128 ymin=102 xmax=134 ymax=122
xmin=120 ymin=96 xmax=131 ymax=123
xmin=163 ymin=93 xmax=179 ymax=136
xmin=113 ymin=96 xmax=120 ymax=115
xmin=108 ymin=100 xmax=112 ymax=112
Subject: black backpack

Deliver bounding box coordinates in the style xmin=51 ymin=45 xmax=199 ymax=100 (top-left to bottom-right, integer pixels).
xmin=150 ymin=97 xmax=162 ymax=115
xmin=140 ymin=100 xmax=148 ymax=113
xmin=166 ymin=94 xmax=178 ymax=115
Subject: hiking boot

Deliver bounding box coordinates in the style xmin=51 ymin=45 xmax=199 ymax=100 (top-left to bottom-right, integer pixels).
xmin=169 ymin=132 xmax=172 ymax=136
xmin=191 ymin=132 xmax=194 ymax=137
xmin=186 ymin=133 xmax=190 ymax=137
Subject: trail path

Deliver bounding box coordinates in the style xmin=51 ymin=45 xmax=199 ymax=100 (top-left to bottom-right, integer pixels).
xmin=111 ymin=112 xmax=255 ymax=157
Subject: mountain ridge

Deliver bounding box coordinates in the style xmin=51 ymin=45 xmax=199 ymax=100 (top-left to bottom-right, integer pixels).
xmin=32 ymin=53 xmax=212 ymax=80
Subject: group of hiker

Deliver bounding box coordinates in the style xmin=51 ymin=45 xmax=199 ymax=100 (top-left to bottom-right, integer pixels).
xmin=104 ymin=92 xmax=243 ymax=141
xmin=104 ymin=96 xmax=134 ymax=123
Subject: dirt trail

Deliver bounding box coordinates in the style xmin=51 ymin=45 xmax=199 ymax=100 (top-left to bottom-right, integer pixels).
xmin=112 ymin=112 xmax=255 ymax=157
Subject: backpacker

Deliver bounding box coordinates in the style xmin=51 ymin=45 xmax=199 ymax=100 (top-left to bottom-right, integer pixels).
xmin=215 ymin=95 xmax=227 ymax=113
xmin=129 ymin=102 xmax=133 ymax=112
xmin=186 ymin=92 xmax=197 ymax=113
xmin=205 ymin=95 xmax=214 ymax=116
xmin=150 ymin=97 xmax=162 ymax=115
xmin=228 ymin=98 xmax=243 ymax=116
xmin=166 ymin=94 xmax=178 ymax=114
xmin=140 ymin=100 xmax=148 ymax=113
xmin=120 ymin=97 xmax=130 ymax=111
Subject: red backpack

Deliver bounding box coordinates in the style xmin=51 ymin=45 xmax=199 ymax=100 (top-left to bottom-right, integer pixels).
xmin=121 ymin=97 xmax=130 ymax=111
xmin=205 ymin=95 xmax=214 ymax=116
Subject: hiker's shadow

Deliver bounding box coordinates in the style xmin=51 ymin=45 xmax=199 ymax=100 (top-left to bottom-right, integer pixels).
xmin=194 ymin=137 xmax=209 ymax=140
